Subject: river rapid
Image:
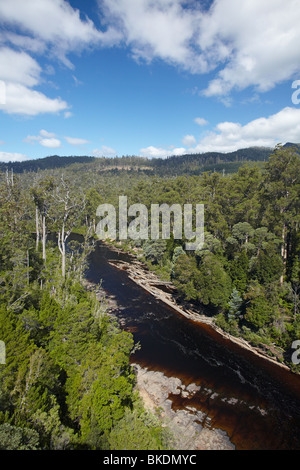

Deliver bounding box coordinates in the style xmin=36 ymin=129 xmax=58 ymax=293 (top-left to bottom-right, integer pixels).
xmin=85 ymin=241 xmax=300 ymax=450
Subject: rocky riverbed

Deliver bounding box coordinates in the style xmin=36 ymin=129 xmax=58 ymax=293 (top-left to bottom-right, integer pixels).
xmin=132 ymin=363 xmax=235 ymax=451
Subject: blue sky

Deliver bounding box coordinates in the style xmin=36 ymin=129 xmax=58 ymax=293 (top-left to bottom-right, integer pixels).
xmin=0 ymin=0 xmax=300 ymax=161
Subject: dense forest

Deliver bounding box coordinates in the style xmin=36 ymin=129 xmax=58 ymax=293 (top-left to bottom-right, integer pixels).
xmin=0 ymin=143 xmax=299 ymax=450
xmin=0 ymin=167 xmax=169 ymax=450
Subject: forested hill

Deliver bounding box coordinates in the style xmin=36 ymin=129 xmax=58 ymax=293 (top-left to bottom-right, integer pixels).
xmin=1 ymin=143 xmax=299 ymax=176
xmin=0 ymin=155 xmax=96 ymax=173
xmin=0 ymin=146 xmax=273 ymax=175
xmin=150 ymin=146 xmax=273 ymax=175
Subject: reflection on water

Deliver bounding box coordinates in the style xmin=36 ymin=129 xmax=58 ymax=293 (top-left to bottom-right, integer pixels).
xmin=85 ymin=241 xmax=300 ymax=450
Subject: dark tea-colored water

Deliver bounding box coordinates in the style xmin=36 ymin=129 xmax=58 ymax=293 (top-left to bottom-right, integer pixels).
xmin=86 ymin=241 xmax=300 ymax=450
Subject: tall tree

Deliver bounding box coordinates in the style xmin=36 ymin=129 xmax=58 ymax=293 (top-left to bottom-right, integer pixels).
xmin=51 ymin=177 xmax=86 ymax=278
xmin=262 ymin=145 xmax=300 ymax=285
xmin=30 ymin=178 xmax=55 ymax=262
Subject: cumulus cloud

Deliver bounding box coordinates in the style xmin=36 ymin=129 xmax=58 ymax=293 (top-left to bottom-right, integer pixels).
xmin=140 ymin=107 xmax=300 ymax=157
xmin=1 ymin=0 xmax=300 ymax=115
xmin=140 ymin=145 xmax=187 ymax=158
xmin=40 ymin=129 xmax=56 ymax=138
xmin=193 ymin=107 xmax=300 ymax=153
xmin=202 ymin=0 xmax=300 ymax=96
xmin=64 ymin=111 xmax=73 ymax=119
xmin=99 ymin=0 xmax=300 ymax=96
xmin=92 ymin=146 xmax=118 ymax=157
xmin=0 ymin=51 xmax=69 ymax=116
xmin=40 ymin=138 xmax=61 ymax=148
xmin=0 ymin=152 xmax=28 ymax=162
xmin=24 ymin=130 xmax=61 ymax=148
xmin=0 ymin=0 xmax=120 ymax=116
xmin=65 ymin=137 xmax=90 ymax=145
xmin=1 ymin=0 xmax=299 ymax=120
xmin=0 ymin=47 xmax=41 ymax=87
xmin=182 ymin=135 xmax=196 ymax=147
xmin=0 ymin=47 xmax=68 ymax=115
xmin=195 ymin=117 xmax=208 ymax=126
xmin=100 ymin=0 xmax=206 ymax=72
xmin=0 ymin=0 xmax=120 ymax=65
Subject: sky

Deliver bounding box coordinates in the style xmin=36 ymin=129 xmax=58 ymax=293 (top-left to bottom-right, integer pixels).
xmin=0 ymin=0 xmax=300 ymax=162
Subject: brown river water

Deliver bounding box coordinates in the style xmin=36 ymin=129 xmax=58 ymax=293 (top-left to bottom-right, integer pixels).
xmin=85 ymin=241 xmax=300 ymax=450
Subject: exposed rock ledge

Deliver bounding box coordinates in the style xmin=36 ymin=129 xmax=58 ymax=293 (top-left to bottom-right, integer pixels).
xmin=132 ymin=363 xmax=235 ymax=451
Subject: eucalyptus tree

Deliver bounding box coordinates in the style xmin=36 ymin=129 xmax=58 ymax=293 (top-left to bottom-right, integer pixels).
xmin=30 ymin=177 xmax=55 ymax=262
xmin=50 ymin=176 xmax=86 ymax=279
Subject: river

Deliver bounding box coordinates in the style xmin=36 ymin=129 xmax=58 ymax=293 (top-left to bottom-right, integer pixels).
xmin=85 ymin=240 xmax=300 ymax=450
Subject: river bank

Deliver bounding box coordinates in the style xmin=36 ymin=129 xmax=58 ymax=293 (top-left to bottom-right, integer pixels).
xmin=103 ymin=241 xmax=293 ymax=374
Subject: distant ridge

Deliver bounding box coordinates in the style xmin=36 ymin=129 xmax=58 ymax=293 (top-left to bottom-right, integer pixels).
xmin=0 ymin=155 xmax=96 ymax=173
xmin=0 ymin=143 xmax=299 ymax=175
xmin=282 ymin=142 xmax=300 ymax=151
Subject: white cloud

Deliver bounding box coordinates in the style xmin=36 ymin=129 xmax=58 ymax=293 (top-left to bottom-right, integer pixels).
xmin=140 ymin=145 xmax=186 ymax=158
xmin=139 ymin=107 xmax=300 ymax=156
xmin=100 ymin=0 xmax=206 ymax=72
xmin=199 ymin=0 xmax=300 ymax=96
xmin=99 ymin=0 xmax=300 ymax=96
xmin=1 ymin=0 xmax=300 ymax=120
xmin=0 ymin=31 xmax=45 ymax=54
xmin=40 ymin=129 xmax=56 ymax=138
xmin=0 ymin=49 xmax=69 ymax=115
xmin=40 ymin=138 xmax=61 ymax=148
xmin=0 ymin=151 xmax=28 ymax=162
xmin=0 ymin=0 xmax=120 ymax=65
xmin=182 ymin=135 xmax=196 ymax=147
xmin=0 ymin=0 xmax=120 ymax=116
xmin=64 ymin=111 xmax=73 ymax=119
xmin=195 ymin=117 xmax=208 ymax=126
xmin=0 ymin=82 xmax=68 ymax=116
xmin=65 ymin=136 xmax=89 ymax=145
xmin=0 ymin=47 xmax=41 ymax=87
xmin=92 ymin=146 xmax=117 ymax=157
xmin=24 ymin=130 xmax=61 ymax=148
xmin=1 ymin=0 xmax=299 ymax=119
xmin=195 ymin=107 xmax=300 ymax=152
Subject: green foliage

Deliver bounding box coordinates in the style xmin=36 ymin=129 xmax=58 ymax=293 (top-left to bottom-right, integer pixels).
xmin=173 ymin=254 xmax=199 ymax=301
xmin=229 ymin=250 xmax=249 ymax=292
xmin=0 ymin=423 xmax=40 ymax=450
xmin=244 ymin=282 xmax=273 ymax=330
xmin=252 ymin=243 xmax=283 ymax=284
xmin=143 ymin=239 xmax=168 ymax=264
xmin=227 ymin=288 xmax=243 ymax=322
xmin=196 ymin=254 xmax=232 ymax=309
xmin=108 ymin=406 xmax=168 ymax=450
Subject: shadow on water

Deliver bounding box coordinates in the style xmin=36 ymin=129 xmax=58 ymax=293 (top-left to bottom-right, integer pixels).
xmin=85 ymin=240 xmax=300 ymax=450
